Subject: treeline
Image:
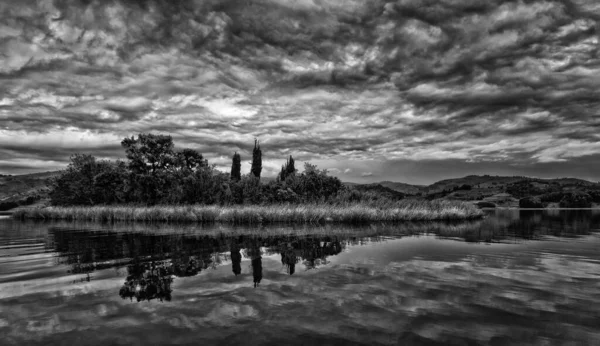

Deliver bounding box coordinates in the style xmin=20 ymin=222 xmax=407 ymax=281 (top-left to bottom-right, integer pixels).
xmin=0 ymin=195 xmax=41 ymax=211
xmin=508 ymin=180 xmax=600 ymax=208
xmin=49 ymin=133 xmax=357 ymax=206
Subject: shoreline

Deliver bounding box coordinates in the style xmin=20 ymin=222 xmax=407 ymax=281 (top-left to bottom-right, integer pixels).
xmin=11 ymin=201 xmax=484 ymax=224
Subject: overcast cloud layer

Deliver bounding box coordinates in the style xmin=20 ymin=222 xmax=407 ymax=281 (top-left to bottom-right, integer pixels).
xmin=1 ymin=0 xmax=599 ymax=183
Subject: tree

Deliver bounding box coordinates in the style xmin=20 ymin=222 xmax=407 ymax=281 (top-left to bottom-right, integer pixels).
xmin=295 ymin=163 xmax=342 ymax=202
xmin=278 ymin=155 xmax=295 ymax=182
xmin=121 ymin=133 xmax=175 ymax=175
xmin=49 ymin=154 xmax=127 ymax=205
xmin=176 ymin=148 xmax=204 ymax=171
xmin=230 ymin=152 xmax=241 ymax=182
xmin=121 ymin=134 xmax=177 ymax=204
xmin=250 ymin=139 xmax=262 ymax=179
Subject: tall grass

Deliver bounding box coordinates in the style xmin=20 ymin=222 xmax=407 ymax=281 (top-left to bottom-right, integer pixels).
xmin=12 ymin=200 xmax=483 ymax=224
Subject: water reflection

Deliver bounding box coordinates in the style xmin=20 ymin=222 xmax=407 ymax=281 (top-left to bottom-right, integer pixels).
xmin=2 ymin=210 xmax=600 ymax=345
xmin=49 ymin=228 xmax=355 ymax=293
xmin=38 ymin=209 xmax=600 ymax=299
xmin=231 ymin=244 xmax=242 ymax=276
xmin=119 ymin=260 xmax=173 ymax=302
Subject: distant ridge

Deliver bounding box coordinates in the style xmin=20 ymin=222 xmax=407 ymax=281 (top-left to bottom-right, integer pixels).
xmin=344 ymin=175 xmax=599 ymax=198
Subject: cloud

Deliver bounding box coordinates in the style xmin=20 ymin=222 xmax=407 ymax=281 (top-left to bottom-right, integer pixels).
xmin=0 ymin=0 xmax=598 ymax=183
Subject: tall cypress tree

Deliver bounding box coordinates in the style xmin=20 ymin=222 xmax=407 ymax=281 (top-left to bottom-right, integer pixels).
xmin=230 ymin=152 xmax=241 ymax=181
xmin=250 ymin=139 xmax=262 ymax=179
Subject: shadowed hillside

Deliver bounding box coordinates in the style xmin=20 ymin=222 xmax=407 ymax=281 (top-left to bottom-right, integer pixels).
xmin=0 ymin=171 xmax=59 ymax=211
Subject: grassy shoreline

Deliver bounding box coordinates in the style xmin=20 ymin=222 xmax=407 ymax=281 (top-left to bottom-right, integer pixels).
xmin=11 ymin=200 xmax=483 ymax=224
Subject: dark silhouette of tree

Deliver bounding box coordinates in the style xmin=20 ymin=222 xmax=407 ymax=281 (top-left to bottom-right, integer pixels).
xmin=49 ymin=154 xmax=127 ymax=205
xmin=230 ymin=152 xmax=241 ymax=182
xmin=250 ymin=139 xmax=262 ymax=179
xmin=176 ymin=148 xmax=205 ymax=171
xmin=121 ymin=133 xmax=175 ymax=175
xmin=278 ymin=155 xmax=295 ymax=182
xmin=120 ymin=133 xmax=176 ymax=204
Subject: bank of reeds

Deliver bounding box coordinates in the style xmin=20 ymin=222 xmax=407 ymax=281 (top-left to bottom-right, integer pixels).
xmin=12 ymin=200 xmax=483 ymax=224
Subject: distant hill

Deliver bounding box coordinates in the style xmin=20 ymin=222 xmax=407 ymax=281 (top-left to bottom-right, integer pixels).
xmin=347 ymin=175 xmax=600 ymax=207
xmin=351 ymin=184 xmax=405 ymax=200
xmin=377 ymin=181 xmax=425 ymax=195
xmin=0 ymin=171 xmax=60 ymax=208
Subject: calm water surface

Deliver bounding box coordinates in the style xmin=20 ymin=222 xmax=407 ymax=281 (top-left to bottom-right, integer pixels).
xmin=1 ymin=210 xmax=600 ymax=345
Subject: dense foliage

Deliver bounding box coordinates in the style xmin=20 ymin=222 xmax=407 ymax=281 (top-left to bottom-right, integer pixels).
xmin=559 ymin=192 xmax=592 ymax=208
xmin=519 ymin=197 xmax=544 ymax=208
xmin=230 ymin=152 xmax=241 ymax=182
xmin=49 ymin=133 xmax=351 ymax=207
xmin=278 ymin=155 xmax=295 ymax=182
xmin=250 ymin=139 xmax=262 ymax=179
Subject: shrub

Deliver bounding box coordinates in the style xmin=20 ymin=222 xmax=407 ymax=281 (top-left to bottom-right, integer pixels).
xmin=475 ymin=201 xmax=496 ymax=208
xmin=559 ymin=192 xmax=592 ymax=208
xmin=519 ymin=197 xmax=544 ymax=208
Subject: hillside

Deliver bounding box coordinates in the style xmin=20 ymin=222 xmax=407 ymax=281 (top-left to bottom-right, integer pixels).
xmin=0 ymin=171 xmax=59 ymax=211
xmin=377 ymin=181 xmax=425 ymax=195
xmin=349 ymin=175 xmax=600 ymax=208
xmin=351 ymin=184 xmax=405 ymax=200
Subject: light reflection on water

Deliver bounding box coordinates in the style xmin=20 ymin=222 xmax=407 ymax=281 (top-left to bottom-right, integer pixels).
xmin=0 ymin=209 xmax=600 ymax=345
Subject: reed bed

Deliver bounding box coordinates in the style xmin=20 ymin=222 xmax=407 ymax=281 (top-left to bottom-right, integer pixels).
xmin=12 ymin=200 xmax=483 ymax=224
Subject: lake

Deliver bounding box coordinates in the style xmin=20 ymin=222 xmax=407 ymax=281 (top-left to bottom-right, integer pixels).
xmin=1 ymin=209 xmax=600 ymax=345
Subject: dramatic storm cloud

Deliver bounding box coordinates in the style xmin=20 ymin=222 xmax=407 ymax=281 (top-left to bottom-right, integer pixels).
xmin=1 ymin=0 xmax=599 ymax=183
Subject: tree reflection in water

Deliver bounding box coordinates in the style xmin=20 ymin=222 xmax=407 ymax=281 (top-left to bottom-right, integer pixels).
xmin=45 ymin=211 xmax=599 ymax=301
xmin=119 ymin=260 xmax=173 ymax=302
xmin=230 ymin=243 xmax=242 ymax=276
xmin=247 ymin=240 xmax=263 ymax=287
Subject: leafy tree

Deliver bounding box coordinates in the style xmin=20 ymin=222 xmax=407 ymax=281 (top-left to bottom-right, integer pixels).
xmin=121 ymin=134 xmax=177 ymax=204
xmin=230 ymin=152 xmax=241 ymax=182
xmin=176 ymin=148 xmax=205 ymax=171
xmin=121 ymin=133 xmax=175 ymax=175
xmin=250 ymin=139 xmax=262 ymax=179
xmin=49 ymin=154 xmax=127 ymax=205
xmin=295 ymin=163 xmax=342 ymax=202
xmin=92 ymin=160 xmax=128 ymax=204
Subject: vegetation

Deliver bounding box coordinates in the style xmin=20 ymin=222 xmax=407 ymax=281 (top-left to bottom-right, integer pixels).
xmin=278 ymin=155 xmax=296 ymax=182
xmin=250 ymin=139 xmax=262 ymax=179
xmin=230 ymin=152 xmax=241 ymax=182
xmin=0 ymin=195 xmax=40 ymax=211
xmin=475 ymin=201 xmax=496 ymax=208
xmin=12 ymin=200 xmax=483 ymax=223
xmin=519 ymin=197 xmax=544 ymax=208
xmin=559 ymin=192 xmax=592 ymax=208
xmin=44 ymin=133 xmax=351 ymax=207
xmin=3 ymin=132 xmax=480 ymax=223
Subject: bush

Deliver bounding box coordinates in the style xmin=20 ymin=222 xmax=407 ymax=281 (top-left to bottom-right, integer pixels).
xmin=559 ymin=192 xmax=592 ymax=208
xmin=519 ymin=197 xmax=544 ymax=208
xmin=0 ymin=201 xmax=19 ymax=211
xmin=540 ymin=192 xmax=564 ymax=203
xmin=475 ymin=201 xmax=496 ymax=208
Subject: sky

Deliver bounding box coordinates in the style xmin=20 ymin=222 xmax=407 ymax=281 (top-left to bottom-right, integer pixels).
xmin=1 ymin=0 xmax=599 ymax=185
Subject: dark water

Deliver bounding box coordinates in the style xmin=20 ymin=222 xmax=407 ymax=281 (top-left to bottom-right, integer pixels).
xmin=1 ymin=210 xmax=600 ymax=345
